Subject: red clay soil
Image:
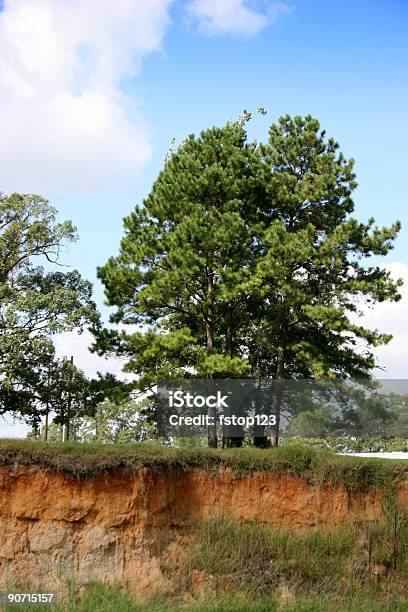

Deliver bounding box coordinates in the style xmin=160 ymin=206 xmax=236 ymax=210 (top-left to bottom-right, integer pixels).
xmin=0 ymin=465 xmax=407 ymax=597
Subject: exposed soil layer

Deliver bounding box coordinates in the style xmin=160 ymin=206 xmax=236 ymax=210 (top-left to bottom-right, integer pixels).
xmin=1 ymin=464 xmax=407 ymax=597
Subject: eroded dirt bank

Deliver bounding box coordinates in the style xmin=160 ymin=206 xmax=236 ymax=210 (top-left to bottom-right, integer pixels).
xmin=0 ymin=465 xmax=407 ymax=597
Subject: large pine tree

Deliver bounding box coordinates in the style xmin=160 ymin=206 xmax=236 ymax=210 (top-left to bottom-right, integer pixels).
xmin=95 ymin=115 xmax=401 ymax=447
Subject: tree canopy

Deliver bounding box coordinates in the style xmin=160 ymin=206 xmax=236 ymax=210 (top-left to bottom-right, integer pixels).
xmin=94 ymin=114 xmax=402 ymax=447
xmin=0 ymin=192 xmax=98 ymax=421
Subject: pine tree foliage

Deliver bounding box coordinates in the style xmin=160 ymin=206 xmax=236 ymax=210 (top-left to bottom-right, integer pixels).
xmin=95 ymin=115 xmax=402 ymax=445
xmin=97 ymin=121 xmax=264 ymax=387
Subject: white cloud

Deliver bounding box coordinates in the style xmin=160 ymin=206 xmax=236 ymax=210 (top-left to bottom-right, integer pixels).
xmin=187 ymin=0 xmax=292 ymax=36
xmin=0 ymin=0 xmax=174 ymax=194
xmin=358 ymin=262 xmax=408 ymax=378
xmin=0 ymin=0 xmax=293 ymax=196
xmin=53 ymin=330 xmax=129 ymax=380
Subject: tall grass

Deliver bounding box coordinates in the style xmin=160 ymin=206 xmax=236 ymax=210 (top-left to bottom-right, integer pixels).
xmin=179 ymin=516 xmax=408 ymax=610
xmin=186 ymin=517 xmax=355 ymax=589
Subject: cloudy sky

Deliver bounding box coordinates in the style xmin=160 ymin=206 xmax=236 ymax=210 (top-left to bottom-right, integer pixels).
xmin=0 ymin=0 xmax=407 ymax=435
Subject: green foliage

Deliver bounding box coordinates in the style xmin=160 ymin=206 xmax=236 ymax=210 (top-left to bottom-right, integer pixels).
xmin=94 ymin=114 xmax=401 ymax=446
xmin=0 ymin=192 xmax=98 ymax=421
xmin=25 ymin=367 xmax=130 ymax=440
xmin=95 ymin=120 xmax=263 ymax=387
xmin=248 ymin=115 xmax=401 ymax=380
xmin=286 ymin=407 xmax=334 ymax=438
xmin=386 ymin=393 xmax=408 ymax=438
xmin=77 ymin=397 xmax=155 ymax=443
xmin=29 ymin=420 xmax=63 ymax=442
xmin=0 ymin=193 xmax=96 ymax=336
xmin=43 ymin=358 xmax=92 ymax=430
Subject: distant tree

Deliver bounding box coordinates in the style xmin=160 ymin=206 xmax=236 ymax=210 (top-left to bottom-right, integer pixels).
xmin=285 ymin=406 xmax=334 ymax=438
xmin=76 ymin=397 xmax=154 ymax=444
xmin=0 ymin=192 xmax=98 ymax=421
xmin=384 ymin=393 xmax=408 ymax=440
xmin=38 ymin=361 xmax=131 ymax=441
xmin=39 ymin=357 xmax=90 ymax=440
xmin=25 ymin=362 xmax=131 ymax=442
xmin=12 ymin=353 xmax=90 ymax=440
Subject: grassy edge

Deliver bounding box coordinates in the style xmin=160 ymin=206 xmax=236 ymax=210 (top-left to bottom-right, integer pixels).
xmin=0 ymin=439 xmax=407 ymax=493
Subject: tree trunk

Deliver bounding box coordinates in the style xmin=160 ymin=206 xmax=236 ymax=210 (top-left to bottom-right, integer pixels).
xmin=253 ymin=430 xmax=271 ymax=448
xmin=207 ymin=407 xmax=217 ymax=447
xmin=225 ymin=306 xmax=233 ymax=357
xmin=206 ymin=268 xmax=217 ymax=448
xmin=44 ymin=369 xmax=50 ymax=443
xmin=222 ymin=306 xmax=241 ymax=448
xmin=207 ymin=378 xmax=217 ymax=448
xmin=269 ymin=345 xmax=285 ymax=447
xmin=44 ymin=410 xmax=49 ymax=443
xmin=65 ymin=355 xmax=74 ymax=442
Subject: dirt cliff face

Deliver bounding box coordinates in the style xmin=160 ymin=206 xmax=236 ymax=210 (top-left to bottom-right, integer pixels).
xmin=0 ymin=465 xmax=407 ymax=597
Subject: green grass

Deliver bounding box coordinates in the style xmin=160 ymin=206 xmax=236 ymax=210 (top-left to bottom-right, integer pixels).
xmin=4 ymin=582 xmax=408 ymax=612
xmin=175 ymin=516 xmax=408 ymax=611
xmin=185 ymin=517 xmax=355 ymax=585
xmin=0 ymin=438 xmax=407 ymax=492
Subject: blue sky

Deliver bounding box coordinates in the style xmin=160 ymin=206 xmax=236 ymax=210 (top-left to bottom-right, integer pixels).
xmin=0 ymin=0 xmax=407 ymax=398
xmin=60 ymin=0 xmax=407 ymax=311
xmin=1 ymin=1 xmax=407 ymax=304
